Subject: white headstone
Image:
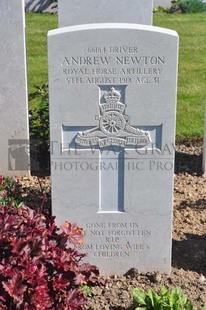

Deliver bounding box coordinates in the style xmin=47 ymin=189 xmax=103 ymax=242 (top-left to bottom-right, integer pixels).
xmin=58 ymin=0 xmax=153 ymax=27
xmin=48 ymin=23 xmax=179 ymax=275
xmin=0 ymin=0 xmax=30 ymax=176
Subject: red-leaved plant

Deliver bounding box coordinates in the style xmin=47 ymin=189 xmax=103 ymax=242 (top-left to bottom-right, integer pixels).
xmin=0 ymin=205 xmax=101 ymax=309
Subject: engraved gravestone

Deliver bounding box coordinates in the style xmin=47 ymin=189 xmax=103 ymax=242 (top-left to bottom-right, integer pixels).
xmin=48 ymin=24 xmax=179 ymax=275
xmin=0 ymin=0 xmax=30 ymax=176
xmin=58 ymin=0 xmax=153 ymax=27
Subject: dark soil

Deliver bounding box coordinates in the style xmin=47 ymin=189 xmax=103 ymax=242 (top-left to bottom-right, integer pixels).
xmin=19 ymin=141 xmax=206 ymax=309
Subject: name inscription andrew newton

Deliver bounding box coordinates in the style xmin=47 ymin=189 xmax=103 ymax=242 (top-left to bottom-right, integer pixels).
xmin=75 ymin=222 xmax=151 ymax=258
xmin=61 ymin=46 xmax=166 ymax=85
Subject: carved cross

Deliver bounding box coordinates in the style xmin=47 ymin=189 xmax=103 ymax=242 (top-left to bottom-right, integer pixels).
xmin=63 ymin=85 xmax=156 ymax=213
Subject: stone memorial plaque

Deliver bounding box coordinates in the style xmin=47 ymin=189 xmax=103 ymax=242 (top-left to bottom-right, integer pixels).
xmin=48 ymin=24 xmax=179 ymax=275
xmin=0 ymin=0 xmax=30 ymax=175
xmin=58 ymin=0 xmax=153 ymax=27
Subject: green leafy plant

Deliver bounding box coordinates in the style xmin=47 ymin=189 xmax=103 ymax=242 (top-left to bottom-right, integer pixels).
xmin=29 ymin=84 xmax=50 ymax=171
xmin=153 ymin=6 xmax=170 ymax=13
xmin=170 ymin=0 xmax=206 ymax=13
xmin=0 ymin=205 xmax=102 ymax=309
xmin=132 ymin=286 xmax=206 ymax=310
xmin=81 ymin=284 xmax=92 ymax=298
xmin=0 ymin=176 xmax=23 ymax=208
xmin=0 ymin=175 xmax=50 ymax=215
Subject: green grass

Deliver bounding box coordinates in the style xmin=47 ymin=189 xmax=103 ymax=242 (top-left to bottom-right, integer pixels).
xmin=26 ymin=13 xmax=57 ymax=94
xmin=26 ymin=12 xmax=206 ymax=141
xmin=153 ymin=13 xmax=206 ymax=140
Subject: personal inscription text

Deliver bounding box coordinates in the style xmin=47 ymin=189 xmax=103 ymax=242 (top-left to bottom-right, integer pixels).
xmin=75 ymin=222 xmax=151 ymax=258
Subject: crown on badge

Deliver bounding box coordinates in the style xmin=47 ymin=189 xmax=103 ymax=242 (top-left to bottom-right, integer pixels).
xmin=99 ymin=87 xmax=125 ymax=114
xmin=104 ymin=87 xmax=121 ymax=104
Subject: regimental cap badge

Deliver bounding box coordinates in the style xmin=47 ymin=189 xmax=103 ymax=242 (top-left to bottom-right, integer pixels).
xmin=100 ymin=87 xmax=125 ymax=114
xmin=75 ymin=85 xmax=151 ymax=148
